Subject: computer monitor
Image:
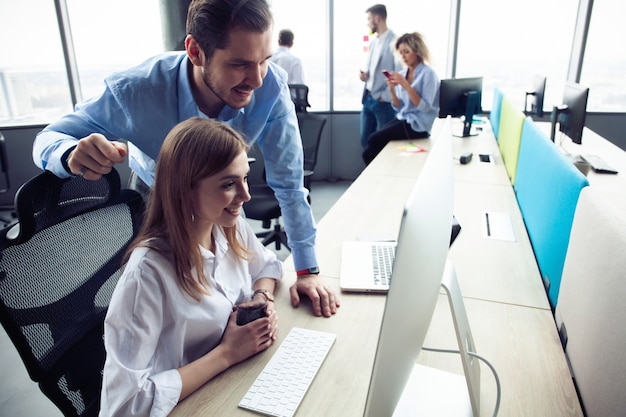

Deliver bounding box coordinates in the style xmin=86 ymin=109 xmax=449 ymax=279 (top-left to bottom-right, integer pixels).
xmin=524 ymin=75 xmax=547 ymax=117
xmin=550 ymin=82 xmax=589 ymax=145
xmin=438 ymin=77 xmax=483 ymax=138
xmin=362 ymin=117 xmax=478 ymax=416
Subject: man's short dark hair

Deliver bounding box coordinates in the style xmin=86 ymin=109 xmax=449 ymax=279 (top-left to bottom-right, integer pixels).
xmin=278 ymin=29 xmax=294 ymax=47
xmin=366 ymin=4 xmax=387 ymax=19
xmin=186 ymin=0 xmax=273 ymax=59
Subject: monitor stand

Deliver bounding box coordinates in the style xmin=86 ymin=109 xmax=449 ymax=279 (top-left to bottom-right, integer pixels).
xmin=393 ymin=261 xmax=481 ymax=417
xmin=452 ymin=115 xmax=479 ymax=138
xmin=453 ymin=91 xmax=481 ymax=138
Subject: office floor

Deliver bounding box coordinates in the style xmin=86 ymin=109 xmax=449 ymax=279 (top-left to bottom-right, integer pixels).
xmin=0 ymin=179 xmax=351 ymax=417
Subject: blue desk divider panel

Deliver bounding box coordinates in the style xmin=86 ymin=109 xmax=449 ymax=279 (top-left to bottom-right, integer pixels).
xmin=490 ymin=87 xmax=503 ymax=140
xmin=497 ymin=96 xmax=525 ymax=185
xmin=514 ymin=118 xmax=589 ymax=308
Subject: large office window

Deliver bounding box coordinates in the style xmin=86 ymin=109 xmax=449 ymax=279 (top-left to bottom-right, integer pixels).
xmin=333 ymin=0 xmax=450 ymax=111
xmin=0 ymin=0 xmax=163 ymax=127
xmin=66 ymin=0 xmax=163 ymax=100
xmin=580 ymin=0 xmax=626 ymax=111
xmin=271 ymin=0 xmax=329 ymax=112
xmin=2 ymin=1 xmax=625 ymax=125
xmin=457 ymin=0 xmax=578 ymax=112
xmin=0 ymin=0 xmax=72 ymax=126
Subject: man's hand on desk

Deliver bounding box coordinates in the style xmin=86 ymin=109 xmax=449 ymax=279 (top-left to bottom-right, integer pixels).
xmin=289 ymin=275 xmax=340 ymax=317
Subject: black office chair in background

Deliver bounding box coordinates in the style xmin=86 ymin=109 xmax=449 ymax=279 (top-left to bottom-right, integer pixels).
xmin=0 ymin=168 xmax=144 ymax=417
xmin=243 ymin=143 xmax=290 ymax=251
xmin=298 ymin=112 xmax=327 ymax=194
xmin=288 ymin=84 xmax=311 ymax=113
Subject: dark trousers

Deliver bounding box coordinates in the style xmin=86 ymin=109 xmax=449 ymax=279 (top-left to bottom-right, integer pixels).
xmin=362 ymin=119 xmax=429 ymax=165
xmin=359 ymin=91 xmax=397 ymax=148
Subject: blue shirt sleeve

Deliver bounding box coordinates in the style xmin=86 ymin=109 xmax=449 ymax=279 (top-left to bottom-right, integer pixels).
xmin=228 ymin=63 xmax=318 ymax=271
xmin=393 ymin=64 xmax=440 ymax=134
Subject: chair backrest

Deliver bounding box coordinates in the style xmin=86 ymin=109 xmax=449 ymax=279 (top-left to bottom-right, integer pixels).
xmin=514 ymin=117 xmax=589 ymax=308
xmin=0 ymin=169 xmax=144 ymax=417
xmin=298 ymin=112 xmax=327 ymax=176
xmin=0 ymin=131 xmax=9 ymax=193
xmin=243 ymin=143 xmax=282 ymax=223
xmin=247 ymin=142 xmax=267 ymax=187
xmin=497 ymin=95 xmax=526 ymax=185
xmin=289 ymin=84 xmax=311 ymax=112
xmin=490 ymin=87 xmax=504 ymax=140
xmin=8 ymin=170 xmax=121 ymax=243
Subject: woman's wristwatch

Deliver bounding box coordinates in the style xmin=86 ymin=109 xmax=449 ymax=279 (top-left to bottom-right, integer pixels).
xmin=253 ymin=288 xmax=275 ymax=302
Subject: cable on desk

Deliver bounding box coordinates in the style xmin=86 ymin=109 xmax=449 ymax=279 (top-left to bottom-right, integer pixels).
xmin=422 ymin=346 xmax=501 ymax=417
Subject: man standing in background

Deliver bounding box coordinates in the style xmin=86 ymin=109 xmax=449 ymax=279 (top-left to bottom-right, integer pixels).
xmin=271 ymin=29 xmax=305 ymax=84
xmin=358 ymin=4 xmax=400 ymax=150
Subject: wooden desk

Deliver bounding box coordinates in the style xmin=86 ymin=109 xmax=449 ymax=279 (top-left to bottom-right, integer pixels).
xmin=450 ymin=181 xmax=548 ymax=309
xmin=420 ymin=296 xmax=581 ymax=416
xmin=361 ymin=119 xmax=510 ymax=186
xmin=172 ymin=117 xmax=582 ymax=417
xmin=171 ymin=272 xmax=386 ymax=417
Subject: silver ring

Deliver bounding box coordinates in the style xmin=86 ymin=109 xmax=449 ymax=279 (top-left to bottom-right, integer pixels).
xmin=77 ymin=167 xmax=86 ymax=177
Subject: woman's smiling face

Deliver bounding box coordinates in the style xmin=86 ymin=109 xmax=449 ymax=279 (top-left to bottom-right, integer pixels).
xmin=191 ymin=150 xmax=251 ymax=229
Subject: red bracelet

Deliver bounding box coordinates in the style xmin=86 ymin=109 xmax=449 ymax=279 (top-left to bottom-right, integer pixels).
xmin=296 ymin=267 xmax=320 ymax=276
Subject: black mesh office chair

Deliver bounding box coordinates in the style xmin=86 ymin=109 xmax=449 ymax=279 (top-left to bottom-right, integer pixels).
xmin=298 ymin=112 xmax=327 ymax=193
xmin=0 ymin=168 xmax=144 ymax=417
xmin=243 ymin=143 xmax=290 ymax=251
xmin=289 ymin=84 xmax=311 ymax=113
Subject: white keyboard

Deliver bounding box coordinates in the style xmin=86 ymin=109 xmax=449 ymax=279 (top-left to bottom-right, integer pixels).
xmin=238 ymin=327 xmax=336 ymax=417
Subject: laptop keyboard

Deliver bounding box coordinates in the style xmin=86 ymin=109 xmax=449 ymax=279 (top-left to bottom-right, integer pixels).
xmin=239 ymin=327 xmax=336 ymax=417
xmin=371 ymin=244 xmax=396 ymax=285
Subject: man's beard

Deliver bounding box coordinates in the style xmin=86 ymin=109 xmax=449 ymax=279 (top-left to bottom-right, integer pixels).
xmin=201 ymin=66 xmax=254 ymax=110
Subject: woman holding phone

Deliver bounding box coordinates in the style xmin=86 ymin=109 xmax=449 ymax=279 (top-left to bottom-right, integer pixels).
xmin=362 ymin=32 xmax=440 ymax=165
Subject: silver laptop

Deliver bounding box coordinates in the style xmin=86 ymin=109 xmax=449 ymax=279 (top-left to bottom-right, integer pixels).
xmin=340 ymin=118 xmax=454 ymax=293
xmin=340 ymin=241 xmax=397 ymax=292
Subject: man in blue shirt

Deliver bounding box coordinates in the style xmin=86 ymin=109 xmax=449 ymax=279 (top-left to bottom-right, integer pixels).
xmin=32 ymin=0 xmax=339 ymax=317
xmin=358 ymin=4 xmax=401 ymax=149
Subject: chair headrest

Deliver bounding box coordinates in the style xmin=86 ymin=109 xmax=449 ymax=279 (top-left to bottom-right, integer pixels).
xmin=7 ymin=169 xmax=121 ymax=244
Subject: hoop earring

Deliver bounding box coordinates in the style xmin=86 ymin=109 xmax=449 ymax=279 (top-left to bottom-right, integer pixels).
xmin=191 ymin=213 xmax=195 ymax=222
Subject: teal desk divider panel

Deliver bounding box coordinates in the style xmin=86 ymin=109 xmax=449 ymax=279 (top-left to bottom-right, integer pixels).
xmin=490 ymin=87 xmax=503 ymax=140
xmin=514 ymin=118 xmax=589 ymax=308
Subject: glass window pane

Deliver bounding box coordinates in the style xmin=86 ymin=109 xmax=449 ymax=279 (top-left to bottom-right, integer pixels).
xmin=270 ymin=0 xmax=329 ymax=111
xmin=581 ymin=0 xmax=626 ymax=111
xmin=0 ymin=0 xmax=72 ymax=126
xmin=333 ymin=1 xmax=450 ymax=111
xmin=66 ymin=0 xmax=164 ymax=100
xmin=458 ymin=0 xmax=577 ymax=112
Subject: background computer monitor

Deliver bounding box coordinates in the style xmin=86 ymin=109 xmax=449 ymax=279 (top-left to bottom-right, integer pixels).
xmin=438 ymin=77 xmax=483 ymax=137
xmin=525 ymin=75 xmax=547 ymax=117
xmin=550 ymin=82 xmax=589 ymax=145
xmin=362 ymin=118 xmax=458 ymax=416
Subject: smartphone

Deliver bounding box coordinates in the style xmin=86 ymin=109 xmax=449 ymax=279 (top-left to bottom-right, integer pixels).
xmin=236 ymin=301 xmax=267 ymax=325
xmin=382 ymin=70 xmax=391 ymax=78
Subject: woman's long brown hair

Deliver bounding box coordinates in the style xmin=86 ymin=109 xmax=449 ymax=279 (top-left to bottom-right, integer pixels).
xmin=124 ymin=117 xmax=251 ymax=300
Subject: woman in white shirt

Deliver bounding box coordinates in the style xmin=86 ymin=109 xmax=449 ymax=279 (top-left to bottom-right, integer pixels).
xmin=99 ymin=117 xmax=283 ymax=416
xmin=362 ymin=32 xmax=440 ymax=165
